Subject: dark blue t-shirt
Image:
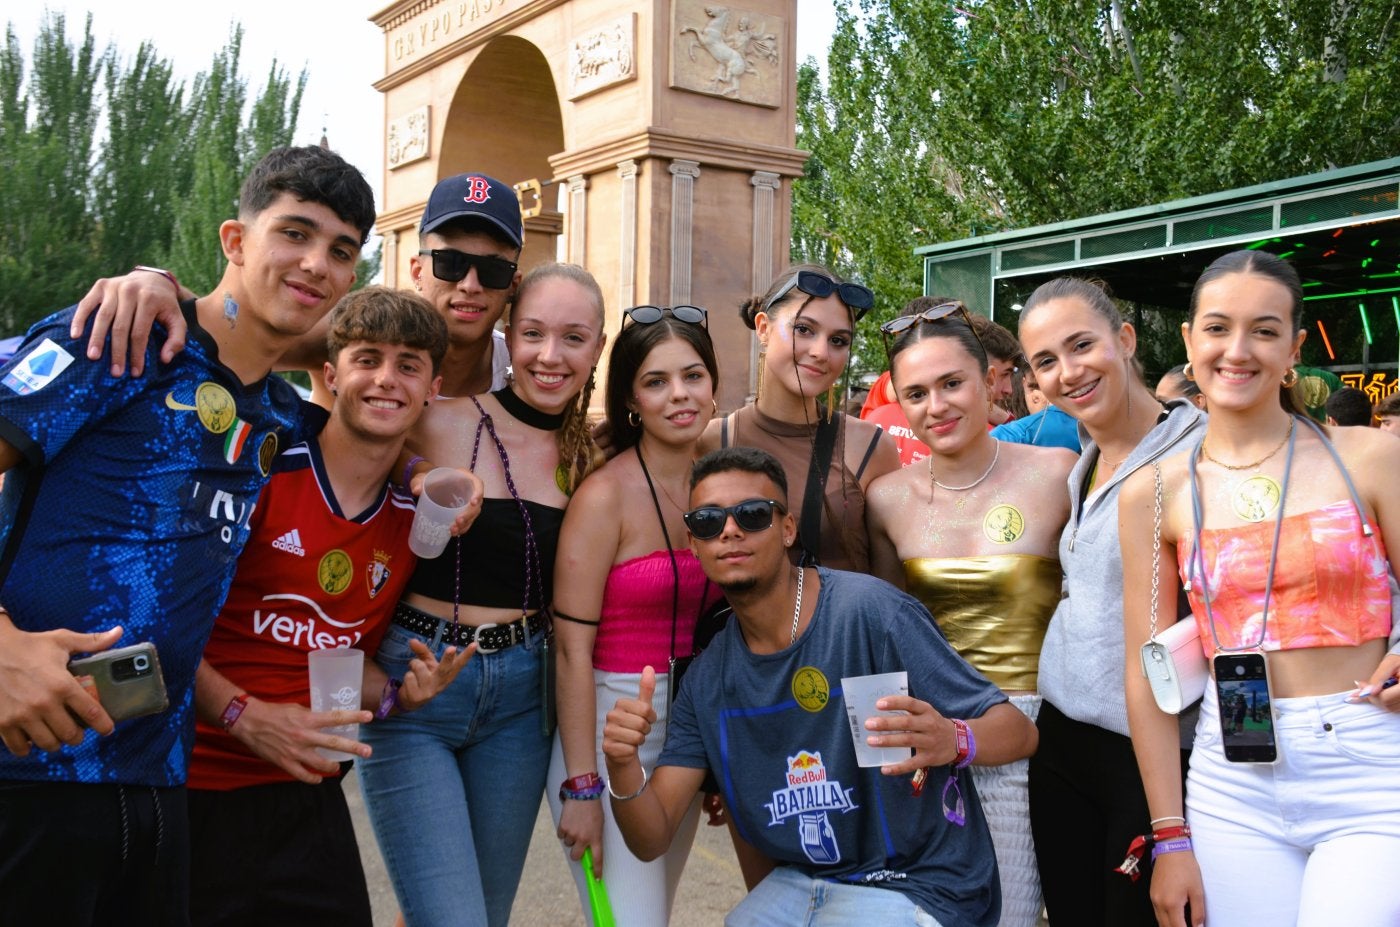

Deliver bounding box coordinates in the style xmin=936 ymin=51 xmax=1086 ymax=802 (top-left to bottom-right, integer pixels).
xmin=0 ymin=302 xmax=306 ymax=786
xmin=659 ymin=568 xmax=1006 ymax=927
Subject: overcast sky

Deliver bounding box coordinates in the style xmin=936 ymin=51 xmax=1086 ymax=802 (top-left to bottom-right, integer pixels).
xmin=11 ymin=1 xmax=840 ymax=216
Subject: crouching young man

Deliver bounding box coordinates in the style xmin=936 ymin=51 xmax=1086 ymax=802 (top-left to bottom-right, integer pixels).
xmin=602 ymin=447 xmax=1037 ymax=927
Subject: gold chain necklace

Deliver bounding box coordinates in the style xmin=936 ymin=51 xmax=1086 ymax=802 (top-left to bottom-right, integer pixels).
xmin=1201 ymin=417 xmax=1295 ymax=471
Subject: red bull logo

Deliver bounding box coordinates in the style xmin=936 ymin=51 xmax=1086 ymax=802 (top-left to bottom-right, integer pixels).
xmin=786 ymin=751 xmax=828 ymax=785
xmin=462 ymin=177 xmax=492 ymax=204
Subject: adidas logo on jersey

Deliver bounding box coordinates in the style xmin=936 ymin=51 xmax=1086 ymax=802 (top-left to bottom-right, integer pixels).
xmin=272 ymin=529 xmax=306 ymax=557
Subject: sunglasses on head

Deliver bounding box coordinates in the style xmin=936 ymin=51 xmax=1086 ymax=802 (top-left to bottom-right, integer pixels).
xmin=765 ymin=271 xmax=875 ymax=321
xmin=683 ymin=498 xmax=786 ymax=541
xmin=418 ymin=249 xmax=518 ymax=289
xmin=879 ymin=302 xmax=988 ymax=361
xmin=623 ymin=304 xmax=708 ymax=328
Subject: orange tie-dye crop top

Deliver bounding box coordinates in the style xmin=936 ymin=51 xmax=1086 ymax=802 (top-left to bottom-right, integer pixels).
xmin=1177 ymin=500 xmax=1393 ymax=654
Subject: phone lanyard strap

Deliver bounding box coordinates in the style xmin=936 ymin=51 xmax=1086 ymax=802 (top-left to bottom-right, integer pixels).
xmin=636 ymin=446 xmax=682 ymax=663
xmin=1186 ymin=416 xmax=1297 ymax=653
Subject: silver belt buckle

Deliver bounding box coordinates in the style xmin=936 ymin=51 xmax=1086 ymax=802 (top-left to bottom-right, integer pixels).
xmin=472 ymin=621 xmax=502 ymax=654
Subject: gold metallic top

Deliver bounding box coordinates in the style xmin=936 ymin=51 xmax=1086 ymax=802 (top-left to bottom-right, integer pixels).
xmin=904 ymin=555 xmax=1062 ymax=691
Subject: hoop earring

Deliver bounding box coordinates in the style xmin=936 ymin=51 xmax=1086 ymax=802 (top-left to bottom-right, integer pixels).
xmin=1281 ymin=367 xmax=1299 ymax=388
xmin=711 ymin=399 xmax=718 ymax=415
xmin=756 ymin=350 xmax=766 ymax=400
xmin=1182 ymin=363 xmax=1195 ymax=382
xmin=627 ymin=410 xmax=640 ymax=427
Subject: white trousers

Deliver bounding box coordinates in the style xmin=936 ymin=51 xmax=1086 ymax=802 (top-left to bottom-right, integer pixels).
xmin=1187 ymin=682 xmax=1400 ymax=926
xmin=546 ymin=669 xmax=702 ymax=927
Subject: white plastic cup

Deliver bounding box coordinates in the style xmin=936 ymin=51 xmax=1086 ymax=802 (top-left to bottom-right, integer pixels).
xmin=307 ymin=647 xmax=364 ymax=761
xmin=408 ymin=467 xmax=474 ymax=558
xmin=841 ymin=671 xmax=914 ymax=768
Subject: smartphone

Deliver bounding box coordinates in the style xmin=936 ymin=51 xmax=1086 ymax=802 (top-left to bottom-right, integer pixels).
xmin=1213 ymin=653 xmax=1276 ymax=763
xmin=68 ymin=642 xmax=169 ymax=723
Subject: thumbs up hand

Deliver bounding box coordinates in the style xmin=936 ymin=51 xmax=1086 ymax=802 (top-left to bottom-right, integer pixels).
xmin=602 ymin=665 xmax=658 ymax=767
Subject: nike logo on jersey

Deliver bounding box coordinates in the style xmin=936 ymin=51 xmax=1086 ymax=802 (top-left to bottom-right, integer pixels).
xmin=272 ymin=529 xmax=306 ymax=557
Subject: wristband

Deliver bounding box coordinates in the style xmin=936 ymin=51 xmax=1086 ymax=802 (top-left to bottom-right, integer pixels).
xmin=401 ymin=455 xmax=427 ymax=490
xmin=1150 ymin=815 xmax=1186 ymax=828
xmin=607 ymin=766 xmax=649 ymax=802
xmin=220 ymin=693 xmax=250 ymax=731
xmin=374 ymin=678 xmax=402 ymax=720
xmin=1151 ymin=837 xmax=1194 ymax=860
xmin=559 ymin=771 xmax=606 ymax=802
xmin=132 ymin=265 xmax=180 ymax=296
xmin=950 ymin=718 xmax=975 ymax=769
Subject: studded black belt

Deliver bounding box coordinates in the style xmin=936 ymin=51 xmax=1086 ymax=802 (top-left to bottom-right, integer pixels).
xmin=391 ymin=602 xmax=548 ymax=653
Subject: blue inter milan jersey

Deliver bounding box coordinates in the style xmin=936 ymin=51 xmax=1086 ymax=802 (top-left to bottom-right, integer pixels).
xmin=0 ymin=302 xmax=306 ymax=787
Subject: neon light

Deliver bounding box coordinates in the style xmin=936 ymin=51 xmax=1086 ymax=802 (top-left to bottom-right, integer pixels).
xmin=1359 ymin=303 xmax=1372 ymax=344
xmin=1304 ymin=285 xmax=1400 ymax=301
xmin=1279 ymin=251 xmax=1297 ymax=259
xmin=1332 ymin=228 xmax=1345 ymax=238
xmin=1322 ymin=249 xmax=1336 ymax=258
xmin=1316 ymin=320 xmax=1336 ymax=360
xmin=1363 ymin=257 xmax=1374 ymax=268
xmin=1394 ymin=297 xmax=1399 ymax=378
xmin=1372 ymin=239 xmax=1381 ymax=247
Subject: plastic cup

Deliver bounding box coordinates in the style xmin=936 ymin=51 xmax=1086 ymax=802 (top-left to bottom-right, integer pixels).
xmin=307 ymin=647 xmax=364 ymax=761
xmin=841 ymin=671 xmax=914 ymax=768
xmin=408 ymin=467 xmax=474 ymax=558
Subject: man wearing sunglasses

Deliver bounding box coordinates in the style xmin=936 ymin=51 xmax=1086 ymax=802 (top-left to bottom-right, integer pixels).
xmin=602 ymin=447 xmax=1037 ymax=927
xmin=69 ymin=172 xmax=524 ymax=403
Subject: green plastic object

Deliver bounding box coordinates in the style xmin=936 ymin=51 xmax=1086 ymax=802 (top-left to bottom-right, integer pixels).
xmin=581 ymin=847 xmax=616 ymax=927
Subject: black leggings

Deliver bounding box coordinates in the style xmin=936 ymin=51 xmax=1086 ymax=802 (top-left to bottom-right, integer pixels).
xmin=1029 ymin=701 xmax=1190 ymax=927
xmin=0 ymin=779 xmax=190 ymax=926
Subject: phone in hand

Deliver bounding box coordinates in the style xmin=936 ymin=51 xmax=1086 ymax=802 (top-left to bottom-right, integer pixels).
xmin=68 ymin=642 xmax=169 ymax=723
xmin=1213 ymin=653 xmax=1276 ymax=763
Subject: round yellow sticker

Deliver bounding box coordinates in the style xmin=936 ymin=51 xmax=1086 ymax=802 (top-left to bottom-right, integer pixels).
xmin=1234 ymin=475 xmax=1282 ymax=523
xmin=983 ymin=504 xmax=1026 ymax=543
xmin=317 ymin=550 xmax=354 ymax=596
xmin=195 ymin=382 xmax=236 ymax=434
xmin=792 ymin=666 xmax=829 ymax=713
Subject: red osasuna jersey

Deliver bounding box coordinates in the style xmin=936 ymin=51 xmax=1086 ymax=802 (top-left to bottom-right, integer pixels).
xmin=189 ymin=438 xmax=417 ymax=790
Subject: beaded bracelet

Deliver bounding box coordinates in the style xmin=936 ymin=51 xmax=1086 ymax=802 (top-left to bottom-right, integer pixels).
xmin=559 ymin=771 xmax=606 ymax=802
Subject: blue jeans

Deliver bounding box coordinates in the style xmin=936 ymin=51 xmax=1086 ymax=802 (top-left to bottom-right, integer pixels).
xmin=726 ymin=867 xmax=945 ymax=926
xmin=358 ymin=621 xmax=551 ymax=927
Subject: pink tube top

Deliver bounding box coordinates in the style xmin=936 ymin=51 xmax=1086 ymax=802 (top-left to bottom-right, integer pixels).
xmin=1177 ymin=500 xmax=1393 ymax=654
xmin=592 ymin=549 xmax=725 ymax=673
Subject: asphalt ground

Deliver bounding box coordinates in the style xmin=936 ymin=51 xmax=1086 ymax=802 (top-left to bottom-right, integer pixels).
xmin=344 ymin=767 xmax=745 ymax=926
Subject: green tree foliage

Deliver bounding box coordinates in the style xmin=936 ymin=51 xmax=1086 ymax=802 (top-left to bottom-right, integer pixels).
xmin=0 ymin=14 xmax=310 ymax=332
xmin=796 ymin=0 xmax=1400 ymax=373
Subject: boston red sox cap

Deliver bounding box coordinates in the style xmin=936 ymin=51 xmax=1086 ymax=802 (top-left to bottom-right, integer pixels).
xmin=419 ymin=173 xmax=523 ymax=247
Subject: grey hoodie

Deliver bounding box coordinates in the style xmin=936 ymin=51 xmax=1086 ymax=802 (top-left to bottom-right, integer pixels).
xmin=1038 ymin=400 xmax=1206 ymax=737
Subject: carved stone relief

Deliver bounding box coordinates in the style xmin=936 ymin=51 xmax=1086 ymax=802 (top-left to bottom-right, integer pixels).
xmin=387 ymin=106 xmax=431 ymax=170
xmin=568 ymin=14 xmax=637 ymax=100
xmin=671 ymin=1 xmax=782 ymax=107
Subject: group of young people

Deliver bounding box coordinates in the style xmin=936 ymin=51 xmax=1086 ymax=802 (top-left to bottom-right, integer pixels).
xmin=0 ymin=137 xmax=1395 ymax=927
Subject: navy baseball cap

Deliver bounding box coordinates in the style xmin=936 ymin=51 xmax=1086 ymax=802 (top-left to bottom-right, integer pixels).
xmin=419 ymin=173 xmax=523 ymax=247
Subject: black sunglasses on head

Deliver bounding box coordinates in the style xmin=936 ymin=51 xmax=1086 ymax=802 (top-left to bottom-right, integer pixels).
xmin=418 ymin=249 xmax=518 ymax=289
xmin=765 ymin=271 xmax=875 ymax=321
xmin=624 ymin=304 xmax=708 ymax=328
xmin=683 ymin=498 xmax=786 ymax=540
xmin=879 ymin=302 xmax=988 ymax=360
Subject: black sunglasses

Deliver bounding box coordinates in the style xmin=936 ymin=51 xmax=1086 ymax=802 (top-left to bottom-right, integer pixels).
xmin=683 ymin=498 xmax=786 ymax=541
xmin=624 ymin=304 xmax=708 ymax=328
xmin=418 ymin=249 xmax=518 ymax=289
xmin=765 ymin=270 xmax=875 ymax=321
xmin=879 ymin=302 xmax=988 ymax=360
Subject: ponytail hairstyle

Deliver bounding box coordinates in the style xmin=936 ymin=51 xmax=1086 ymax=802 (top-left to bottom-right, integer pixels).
xmin=509 ymin=262 xmax=606 ymax=494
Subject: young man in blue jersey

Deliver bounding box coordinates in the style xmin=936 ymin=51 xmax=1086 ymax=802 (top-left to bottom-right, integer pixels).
xmin=0 ymin=145 xmax=375 ymax=925
xmin=603 ymin=447 xmax=1039 ymax=927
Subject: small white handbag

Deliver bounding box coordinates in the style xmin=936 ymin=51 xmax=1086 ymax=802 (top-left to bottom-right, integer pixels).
xmin=1139 ymin=462 xmax=1208 ymax=714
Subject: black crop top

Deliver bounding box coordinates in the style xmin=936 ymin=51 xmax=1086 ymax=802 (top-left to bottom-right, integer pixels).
xmin=406 ymin=497 xmax=566 ymax=610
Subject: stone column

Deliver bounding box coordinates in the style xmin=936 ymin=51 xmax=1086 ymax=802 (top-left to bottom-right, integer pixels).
xmin=748 ymin=171 xmax=782 ymax=401
xmin=669 ymin=159 xmax=701 ymax=306
xmin=566 ymin=174 xmax=588 ymax=267
xmin=617 ymin=159 xmax=639 ymax=315
xmin=384 ymin=229 xmax=400 ymax=288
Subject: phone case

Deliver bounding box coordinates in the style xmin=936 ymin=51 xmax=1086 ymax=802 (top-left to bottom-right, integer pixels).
xmin=1213 ymin=653 xmax=1277 ymax=764
xmin=69 ymin=643 xmax=170 ymax=722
